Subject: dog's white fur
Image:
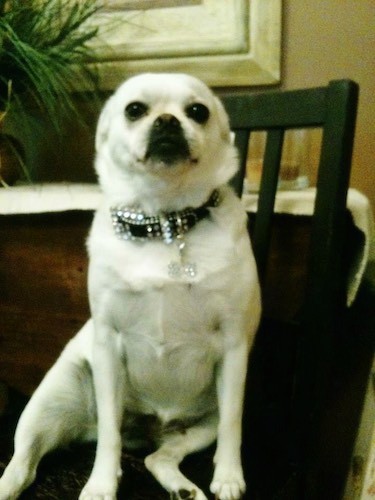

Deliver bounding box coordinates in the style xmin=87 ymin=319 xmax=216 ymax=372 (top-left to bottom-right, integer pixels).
xmin=0 ymin=73 xmax=261 ymax=500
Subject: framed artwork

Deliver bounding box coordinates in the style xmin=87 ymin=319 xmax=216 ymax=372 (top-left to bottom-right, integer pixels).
xmin=87 ymin=0 xmax=281 ymax=88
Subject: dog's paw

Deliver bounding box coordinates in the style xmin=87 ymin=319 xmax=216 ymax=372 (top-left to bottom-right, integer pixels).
xmin=170 ymin=488 xmax=208 ymax=500
xmin=210 ymin=465 xmax=246 ymax=500
xmin=0 ymin=480 xmax=19 ymax=500
xmin=79 ymin=492 xmax=116 ymax=500
xmin=79 ymin=482 xmax=117 ymax=500
xmin=79 ymin=466 xmax=122 ymax=500
xmin=0 ymin=460 xmax=36 ymax=500
xmin=79 ymin=491 xmax=116 ymax=500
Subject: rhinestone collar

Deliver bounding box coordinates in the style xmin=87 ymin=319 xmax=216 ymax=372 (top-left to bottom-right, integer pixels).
xmin=110 ymin=189 xmax=220 ymax=244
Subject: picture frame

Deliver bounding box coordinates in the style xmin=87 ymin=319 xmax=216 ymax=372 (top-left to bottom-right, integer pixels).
xmin=87 ymin=0 xmax=281 ymax=89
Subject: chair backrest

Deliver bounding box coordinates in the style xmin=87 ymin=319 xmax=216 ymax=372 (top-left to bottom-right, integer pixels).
xmin=222 ymin=80 xmax=359 ymax=496
xmin=224 ymin=80 xmax=358 ymax=285
xmin=223 ymin=79 xmax=358 ymax=330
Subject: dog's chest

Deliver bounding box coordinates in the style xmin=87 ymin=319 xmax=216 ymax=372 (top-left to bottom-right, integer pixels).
xmin=109 ymin=283 xmax=224 ymax=412
xmin=112 ymin=282 xmax=224 ymax=355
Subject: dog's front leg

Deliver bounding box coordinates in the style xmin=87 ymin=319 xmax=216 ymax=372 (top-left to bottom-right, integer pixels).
xmin=210 ymin=331 xmax=252 ymax=500
xmin=80 ymin=321 xmax=125 ymax=500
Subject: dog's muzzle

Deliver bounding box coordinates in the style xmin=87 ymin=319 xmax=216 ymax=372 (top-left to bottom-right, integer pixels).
xmin=145 ymin=113 xmax=191 ymax=165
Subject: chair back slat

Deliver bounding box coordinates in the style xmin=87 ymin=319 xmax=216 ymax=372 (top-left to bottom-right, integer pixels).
xmin=252 ymin=129 xmax=284 ymax=278
xmin=230 ymin=129 xmax=250 ymax=197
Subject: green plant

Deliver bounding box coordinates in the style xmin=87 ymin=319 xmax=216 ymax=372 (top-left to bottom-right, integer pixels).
xmin=0 ymin=0 xmax=100 ymax=133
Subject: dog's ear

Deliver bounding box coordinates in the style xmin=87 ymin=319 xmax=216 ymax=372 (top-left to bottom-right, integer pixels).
xmin=213 ymin=96 xmax=231 ymax=142
xmin=95 ymin=98 xmax=112 ymax=151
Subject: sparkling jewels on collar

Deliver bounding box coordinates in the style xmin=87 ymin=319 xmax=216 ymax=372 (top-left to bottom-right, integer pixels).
xmin=110 ymin=189 xmax=220 ymax=244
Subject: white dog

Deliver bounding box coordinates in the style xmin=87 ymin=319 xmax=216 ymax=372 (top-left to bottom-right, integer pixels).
xmin=0 ymin=73 xmax=261 ymax=500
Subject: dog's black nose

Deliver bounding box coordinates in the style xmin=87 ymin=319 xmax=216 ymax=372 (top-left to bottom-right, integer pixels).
xmin=147 ymin=113 xmax=190 ymax=164
xmin=154 ymin=114 xmax=180 ymax=130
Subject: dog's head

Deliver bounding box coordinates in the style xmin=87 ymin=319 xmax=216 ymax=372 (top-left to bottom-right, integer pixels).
xmin=95 ymin=73 xmax=237 ymax=208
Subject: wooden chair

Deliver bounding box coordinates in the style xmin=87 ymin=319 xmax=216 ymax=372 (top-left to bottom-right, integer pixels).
xmin=222 ymin=79 xmax=363 ymax=499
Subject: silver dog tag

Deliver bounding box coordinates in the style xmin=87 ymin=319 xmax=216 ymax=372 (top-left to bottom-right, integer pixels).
xmin=168 ymin=260 xmax=197 ymax=279
xmin=168 ymin=236 xmax=197 ymax=279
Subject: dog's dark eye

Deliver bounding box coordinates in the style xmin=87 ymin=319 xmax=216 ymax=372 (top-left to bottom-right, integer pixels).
xmin=185 ymin=103 xmax=210 ymax=124
xmin=125 ymin=101 xmax=148 ymax=121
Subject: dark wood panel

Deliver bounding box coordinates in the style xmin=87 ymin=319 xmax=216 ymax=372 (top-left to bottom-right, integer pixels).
xmin=0 ymin=211 xmax=93 ymax=394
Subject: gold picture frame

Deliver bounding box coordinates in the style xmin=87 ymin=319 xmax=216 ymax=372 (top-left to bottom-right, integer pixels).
xmin=87 ymin=0 xmax=281 ymax=89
